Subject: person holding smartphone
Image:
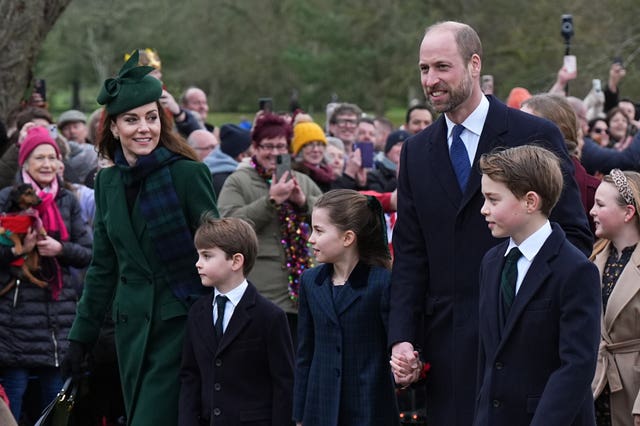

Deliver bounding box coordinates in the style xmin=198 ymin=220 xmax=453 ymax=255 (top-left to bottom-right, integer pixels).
xmin=217 ymin=113 xmax=323 ymax=343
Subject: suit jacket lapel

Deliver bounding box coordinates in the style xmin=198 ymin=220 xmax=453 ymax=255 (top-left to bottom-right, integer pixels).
xmin=196 ymin=292 xmax=218 ymax=356
xmin=460 ymin=96 xmax=509 ymax=209
xmin=602 ymin=244 xmax=640 ymax=331
xmin=334 ymin=282 xmax=361 ymax=316
xmin=312 ymin=265 xmax=341 ymax=326
xmin=428 ymin=118 xmax=463 ymax=207
xmin=499 ymin=227 xmax=560 ymax=345
xmin=482 ymin=248 xmax=504 ymax=350
xmin=103 ymin=173 xmax=152 ymax=273
xmin=216 ymin=283 xmax=256 ymax=355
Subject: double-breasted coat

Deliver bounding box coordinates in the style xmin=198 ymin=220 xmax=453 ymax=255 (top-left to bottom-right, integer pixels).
xmin=293 ymin=263 xmax=399 ymax=426
xmin=592 ymin=242 xmax=640 ymax=426
xmin=474 ymin=225 xmax=601 ymax=426
xmin=69 ymin=160 xmax=218 ymax=426
xmin=388 ymin=95 xmax=594 ymax=426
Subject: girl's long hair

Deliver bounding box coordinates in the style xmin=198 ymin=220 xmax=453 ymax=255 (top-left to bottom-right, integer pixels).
xmin=314 ymin=189 xmax=391 ymax=269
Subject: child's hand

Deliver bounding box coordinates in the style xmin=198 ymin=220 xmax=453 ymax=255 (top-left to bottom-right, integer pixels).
xmin=634 ymin=414 xmax=640 ymax=426
xmin=390 ymin=351 xmax=421 ymax=386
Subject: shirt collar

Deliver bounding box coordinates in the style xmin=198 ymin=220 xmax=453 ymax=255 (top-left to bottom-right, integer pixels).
xmin=506 ymin=220 xmax=552 ymax=262
xmin=213 ymin=279 xmax=248 ymax=308
xmin=445 ymin=95 xmax=490 ymax=138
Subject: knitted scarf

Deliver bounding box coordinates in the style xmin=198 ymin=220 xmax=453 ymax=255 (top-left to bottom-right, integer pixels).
xmin=115 ymin=146 xmax=202 ymax=304
xmin=21 ymin=172 xmax=68 ymax=299
xmin=251 ymin=156 xmax=313 ymax=304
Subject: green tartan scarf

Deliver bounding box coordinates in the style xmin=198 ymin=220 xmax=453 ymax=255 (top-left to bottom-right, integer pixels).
xmin=115 ymin=146 xmax=203 ymax=304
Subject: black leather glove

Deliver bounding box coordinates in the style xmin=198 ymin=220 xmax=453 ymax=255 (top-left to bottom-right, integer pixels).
xmin=61 ymin=340 xmax=91 ymax=383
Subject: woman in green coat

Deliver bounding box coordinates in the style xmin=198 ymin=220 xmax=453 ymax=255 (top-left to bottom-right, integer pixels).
xmin=63 ymin=51 xmax=218 ymax=426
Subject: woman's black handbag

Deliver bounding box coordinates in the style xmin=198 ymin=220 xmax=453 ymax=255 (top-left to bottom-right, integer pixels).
xmin=34 ymin=378 xmax=77 ymax=426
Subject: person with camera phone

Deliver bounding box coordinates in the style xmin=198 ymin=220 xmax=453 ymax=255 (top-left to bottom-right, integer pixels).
xmin=216 ymin=113 xmax=323 ymax=343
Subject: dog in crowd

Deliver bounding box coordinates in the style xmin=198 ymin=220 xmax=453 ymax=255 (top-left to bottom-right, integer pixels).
xmin=0 ymin=184 xmax=48 ymax=296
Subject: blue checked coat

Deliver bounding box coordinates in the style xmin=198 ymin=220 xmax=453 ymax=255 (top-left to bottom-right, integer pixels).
xmin=293 ymin=262 xmax=399 ymax=426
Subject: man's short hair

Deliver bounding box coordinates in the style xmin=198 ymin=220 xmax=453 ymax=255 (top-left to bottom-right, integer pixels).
xmin=329 ymin=103 xmax=362 ymax=124
xmin=405 ymin=104 xmax=434 ymax=124
xmin=194 ymin=215 xmax=258 ymax=276
xmin=479 ymin=145 xmax=563 ymax=217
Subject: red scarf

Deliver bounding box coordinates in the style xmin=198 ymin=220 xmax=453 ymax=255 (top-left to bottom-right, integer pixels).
xmin=21 ymin=171 xmax=68 ymax=300
xmin=22 ymin=171 xmax=69 ymax=241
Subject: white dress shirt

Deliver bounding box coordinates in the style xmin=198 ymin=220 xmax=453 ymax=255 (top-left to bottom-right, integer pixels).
xmin=445 ymin=95 xmax=490 ymax=165
xmin=505 ymin=221 xmax=553 ymax=295
xmin=212 ymin=279 xmax=248 ymax=333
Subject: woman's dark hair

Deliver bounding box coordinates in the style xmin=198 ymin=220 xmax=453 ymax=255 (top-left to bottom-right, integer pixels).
xmin=314 ymin=189 xmax=391 ymax=269
xmin=251 ymin=113 xmax=292 ymax=148
xmin=587 ymin=117 xmax=607 ymax=133
xmin=97 ymin=100 xmax=197 ymax=162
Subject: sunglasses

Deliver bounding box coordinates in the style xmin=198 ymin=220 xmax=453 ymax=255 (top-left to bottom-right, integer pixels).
xmin=592 ymin=128 xmax=609 ymax=135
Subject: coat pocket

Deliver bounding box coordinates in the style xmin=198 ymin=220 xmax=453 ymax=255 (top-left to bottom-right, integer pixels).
xmin=160 ymin=299 xmax=187 ymax=320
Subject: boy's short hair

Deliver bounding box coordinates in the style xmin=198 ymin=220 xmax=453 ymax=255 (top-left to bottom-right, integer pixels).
xmin=479 ymin=145 xmax=563 ymax=217
xmin=194 ymin=215 xmax=258 ymax=276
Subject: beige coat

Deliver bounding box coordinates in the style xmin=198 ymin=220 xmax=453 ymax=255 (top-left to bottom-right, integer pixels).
xmin=592 ymin=242 xmax=640 ymax=426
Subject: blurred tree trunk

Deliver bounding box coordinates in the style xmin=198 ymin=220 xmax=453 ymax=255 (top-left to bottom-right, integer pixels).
xmin=0 ymin=0 xmax=71 ymax=121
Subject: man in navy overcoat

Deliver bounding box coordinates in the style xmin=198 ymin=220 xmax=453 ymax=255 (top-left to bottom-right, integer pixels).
xmin=388 ymin=21 xmax=593 ymax=426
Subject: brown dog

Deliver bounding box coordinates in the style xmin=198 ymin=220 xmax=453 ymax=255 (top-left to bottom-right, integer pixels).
xmin=0 ymin=184 xmax=48 ymax=296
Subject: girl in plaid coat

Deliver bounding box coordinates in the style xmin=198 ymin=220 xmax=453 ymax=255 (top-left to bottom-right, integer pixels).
xmin=293 ymin=189 xmax=399 ymax=426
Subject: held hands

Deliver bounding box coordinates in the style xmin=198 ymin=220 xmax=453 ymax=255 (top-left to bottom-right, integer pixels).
xmin=390 ymin=341 xmax=421 ymax=387
xmin=269 ymin=172 xmax=306 ymax=207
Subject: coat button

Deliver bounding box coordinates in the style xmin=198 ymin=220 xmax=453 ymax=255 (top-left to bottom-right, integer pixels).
xmin=335 ymin=368 xmax=340 ymax=377
xmin=214 ymin=383 xmax=221 ymax=391
xmin=495 ymin=362 xmax=503 ymax=370
xmin=120 ymin=314 xmax=128 ymax=323
xmin=336 ymin=346 xmax=341 ymax=353
xmin=215 ymin=359 xmax=222 ymax=367
xmin=120 ymin=276 xmax=127 ymax=284
xmin=213 ymin=408 xmax=221 ymax=416
xmin=492 ymin=400 xmax=501 ymax=408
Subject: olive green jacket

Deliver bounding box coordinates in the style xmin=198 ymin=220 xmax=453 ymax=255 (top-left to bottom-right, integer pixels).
xmin=217 ymin=165 xmax=321 ymax=314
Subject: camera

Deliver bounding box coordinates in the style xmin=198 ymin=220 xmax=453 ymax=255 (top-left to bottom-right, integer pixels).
xmin=561 ymin=14 xmax=574 ymax=41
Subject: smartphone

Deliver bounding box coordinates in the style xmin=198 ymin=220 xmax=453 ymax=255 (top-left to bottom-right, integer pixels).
xmin=563 ymin=55 xmax=577 ymax=74
xmin=592 ymin=79 xmax=602 ymax=93
xmin=34 ymin=79 xmax=46 ymax=101
xmin=354 ymin=141 xmax=375 ymax=169
xmin=259 ymin=97 xmax=273 ymax=113
xmin=275 ymin=154 xmax=291 ymax=181
xmin=481 ymin=75 xmax=494 ymax=94
xmin=48 ymin=124 xmax=58 ymax=140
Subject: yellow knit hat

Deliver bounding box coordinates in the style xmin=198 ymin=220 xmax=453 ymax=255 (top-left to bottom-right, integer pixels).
xmin=292 ymin=119 xmax=327 ymax=155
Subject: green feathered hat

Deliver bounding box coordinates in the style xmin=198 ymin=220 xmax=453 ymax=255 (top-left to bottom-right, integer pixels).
xmin=97 ymin=50 xmax=163 ymax=116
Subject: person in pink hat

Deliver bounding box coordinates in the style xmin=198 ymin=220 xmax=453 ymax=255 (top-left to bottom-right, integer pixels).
xmin=0 ymin=125 xmax=92 ymax=422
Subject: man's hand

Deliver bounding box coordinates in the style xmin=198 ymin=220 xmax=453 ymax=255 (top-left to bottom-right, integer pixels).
xmin=390 ymin=342 xmax=420 ymax=386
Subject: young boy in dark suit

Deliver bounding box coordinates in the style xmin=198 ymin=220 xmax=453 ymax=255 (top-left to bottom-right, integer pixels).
xmin=474 ymin=145 xmax=600 ymax=426
xmin=179 ymin=216 xmax=294 ymax=426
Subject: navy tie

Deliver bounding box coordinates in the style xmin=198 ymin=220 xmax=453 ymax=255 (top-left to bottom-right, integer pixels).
xmin=501 ymin=247 xmax=522 ymax=314
xmin=450 ymin=124 xmax=470 ymax=190
xmin=214 ymin=295 xmax=228 ymax=339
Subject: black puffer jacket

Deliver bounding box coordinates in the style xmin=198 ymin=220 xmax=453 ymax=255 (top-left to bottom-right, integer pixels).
xmin=0 ymin=180 xmax=92 ymax=367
